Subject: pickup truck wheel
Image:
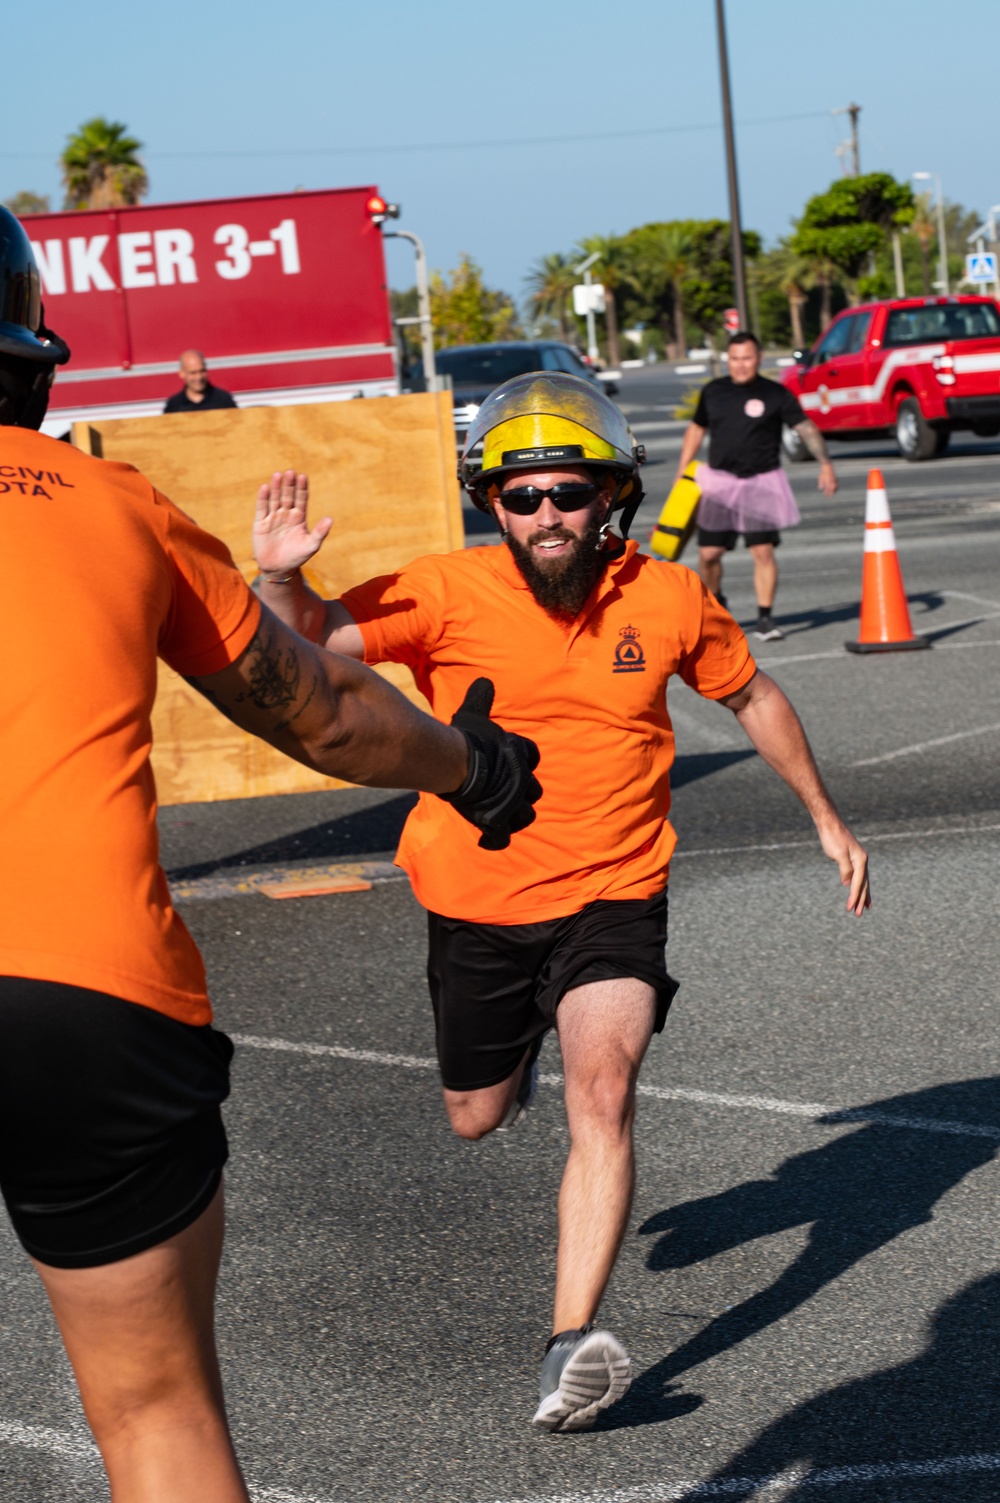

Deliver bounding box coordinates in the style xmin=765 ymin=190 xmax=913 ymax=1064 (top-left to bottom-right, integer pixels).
xmin=895 ymin=398 xmax=940 ymax=461
xmin=781 ymin=424 xmax=813 ymax=463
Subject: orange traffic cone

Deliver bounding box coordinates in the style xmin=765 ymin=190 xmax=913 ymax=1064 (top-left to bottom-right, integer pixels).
xmin=845 ymin=469 xmax=930 ymax=654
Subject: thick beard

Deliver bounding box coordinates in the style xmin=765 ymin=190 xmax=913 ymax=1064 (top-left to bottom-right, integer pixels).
xmin=505 ymin=513 xmax=607 ymax=618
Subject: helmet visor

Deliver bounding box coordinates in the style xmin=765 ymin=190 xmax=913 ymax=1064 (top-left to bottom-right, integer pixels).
xmin=462 ymin=372 xmax=635 ymax=473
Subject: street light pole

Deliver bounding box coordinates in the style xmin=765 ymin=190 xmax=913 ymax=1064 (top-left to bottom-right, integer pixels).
xmin=574 ymin=250 xmax=601 ymax=363
xmin=384 ymin=229 xmax=438 ymax=390
xmin=714 ymin=0 xmax=748 ymax=328
xmin=913 ymin=172 xmax=949 ymax=295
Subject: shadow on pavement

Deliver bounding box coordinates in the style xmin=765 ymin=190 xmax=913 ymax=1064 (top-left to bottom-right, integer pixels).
xmin=167 ymin=754 xmax=754 ymax=880
xmin=769 ymin=591 xmax=948 ymax=639
xmin=690 ymin=1271 xmax=1000 ymax=1500
xmin=671 ymin=750 xmax=756 ymax=788
xmin=600 ymin=1078 xmax=999 ymax=1432
xmin=166 ymin=792 xmax=417 ymax=880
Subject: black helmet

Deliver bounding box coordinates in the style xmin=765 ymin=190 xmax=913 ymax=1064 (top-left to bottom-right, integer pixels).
xmin=0 ymin=206 xmax=69 ymax=364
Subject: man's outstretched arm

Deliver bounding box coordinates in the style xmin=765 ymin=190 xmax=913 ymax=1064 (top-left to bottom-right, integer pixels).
xmin=718 ymin=670 xmax=870 ymax=915
xmin=187 ymin=605 xmax=541 ymax=846
xmin=187 ymin=603 xmax=463 ymax=791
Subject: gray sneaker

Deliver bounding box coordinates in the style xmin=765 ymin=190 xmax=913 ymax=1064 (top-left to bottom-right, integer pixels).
xmin=753 ymin=615 xmax=785 ymax=642
xmin=531 ymin=1325 xmax=632 ymax=1432
xmin=498 ymin=1033 xmax=544 ymax=1131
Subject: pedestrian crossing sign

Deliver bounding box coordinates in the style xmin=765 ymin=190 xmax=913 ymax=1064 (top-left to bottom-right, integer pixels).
xmin=966 ymin=252 xmax=997 ymax=283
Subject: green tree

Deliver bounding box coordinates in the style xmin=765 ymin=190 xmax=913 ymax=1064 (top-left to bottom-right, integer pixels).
xmin=620 ymin=223 xmax=693 ymax=356
xmin=674 ymin=220 xmax=762 ymax=343
xmin=792 ymin=171 xmax=914 ymax=306
xmin=429 ymin=254 xmax=521 ymax=348
xmin=3 ymin=191 xmax=50 ymax=216
xmin=614 ymin=219 xmax=760 ymax=350
xmin=61 ymin=118 xmax=148 ymax=210
xmin=525 ymin=252 xmax=577 ymax=341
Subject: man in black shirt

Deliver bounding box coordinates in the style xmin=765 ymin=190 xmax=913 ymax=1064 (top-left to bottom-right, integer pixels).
xmin=163 ymin=350 xmax=238 ymax=414
xmin=674 ymin=332 xmax=836 ymax=640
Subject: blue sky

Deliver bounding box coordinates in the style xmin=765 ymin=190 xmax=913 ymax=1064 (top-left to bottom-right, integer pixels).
xmin=5 ymin=0 xmax=998 ymax=300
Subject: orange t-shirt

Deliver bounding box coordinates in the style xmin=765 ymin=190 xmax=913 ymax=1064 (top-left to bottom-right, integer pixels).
xmin=341 ymin=539 xmax=755 ymax=924
xmin=0 ymin=429 xmax=261 ymax=1025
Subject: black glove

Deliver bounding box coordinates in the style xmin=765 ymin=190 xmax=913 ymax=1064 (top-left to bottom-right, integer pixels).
xmin=440 ymin=677 xmax=542 ymax=850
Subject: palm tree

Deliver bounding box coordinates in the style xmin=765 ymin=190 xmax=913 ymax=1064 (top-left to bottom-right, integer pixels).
xmin=61 ymin=118 xmax=148 ymax=210
xmin=524 ymin=253 xmax=577 ymax=341
xmin=772 ymin=243 xmax=816 ymax=349
xmin=650 ymin=225 xmax=693 ymax=358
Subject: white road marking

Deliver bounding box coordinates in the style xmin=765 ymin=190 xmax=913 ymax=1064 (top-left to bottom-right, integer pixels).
xmin=755 ymin=650 xmax=843 ymax=666
xmin=4 ymin=1416 xmax=999 ymax=1503
xmin=231 ymin=1034 xmax=1000 ymax=1142
xmin=852 ymin=721 xmax=1000 ymax=767
xmin=232 ymin=1033 xmax=437 ymax=1071
xmin=487 ymin=1451 xmax=1000 ymax=1502
xmin=936 ymin=638 xmax=1000 ymax=650
xmin=0 ymin=1420 xmax=98 ymax=1462
xmin=916 ymin=608 xmax=1000 ymax=634
xmin=942 ymin=588 xmax=1000 ymax=610
xmin=0 ymin=1419 xmax=335 ymax=1502
xmin=672 ymin=822 xmax=1000 ymax=857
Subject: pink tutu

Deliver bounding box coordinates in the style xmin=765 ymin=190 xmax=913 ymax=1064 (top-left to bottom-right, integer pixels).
xmin=695 ymin=464 xmax=801 ymax=534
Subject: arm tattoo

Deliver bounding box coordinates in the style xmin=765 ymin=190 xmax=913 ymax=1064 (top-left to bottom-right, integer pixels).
xmin=794 ymin=418 xmax=831 ymax=463
xmin=187 ymin=622 xmax=322 ymax=734
xmin=236 ymin=623 xmax=301 ymax=713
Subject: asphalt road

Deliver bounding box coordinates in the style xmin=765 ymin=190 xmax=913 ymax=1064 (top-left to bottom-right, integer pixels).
xmin=3 ymin=366 xmax=1000 ymax=1501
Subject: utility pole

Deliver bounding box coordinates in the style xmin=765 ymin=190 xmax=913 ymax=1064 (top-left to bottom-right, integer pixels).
xmin=714 ymin=0 xmax=748 ymax=329
xmin=848 ymin=102 xmax=861 ymax=176
xmin=832 ymin=103 xmax=862 ymax=176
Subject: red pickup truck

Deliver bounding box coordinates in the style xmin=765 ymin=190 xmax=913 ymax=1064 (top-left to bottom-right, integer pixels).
xmin=780 ymin=295 xmax=1000 ymax=461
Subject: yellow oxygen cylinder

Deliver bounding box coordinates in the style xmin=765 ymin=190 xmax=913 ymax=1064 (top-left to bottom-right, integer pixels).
xmin=649 ymin=463 xmax=701 ymax=561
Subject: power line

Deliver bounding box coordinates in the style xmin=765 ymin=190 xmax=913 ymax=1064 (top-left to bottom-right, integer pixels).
xmin=0 ymin=110 xmax=833 ymax=162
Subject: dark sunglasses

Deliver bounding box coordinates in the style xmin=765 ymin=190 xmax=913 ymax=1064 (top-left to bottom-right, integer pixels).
xmin=497 ymin=482 xmax=600 ymax=516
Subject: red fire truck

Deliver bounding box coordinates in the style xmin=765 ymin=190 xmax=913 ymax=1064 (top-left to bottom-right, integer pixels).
xmin=28 ymin=186 xmax=397 ymax=434
xmin=781 ymin=295 xmax=1000 ymax=461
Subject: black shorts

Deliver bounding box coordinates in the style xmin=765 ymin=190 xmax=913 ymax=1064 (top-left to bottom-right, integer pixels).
xmin=427 ymin=893 xmax=678 ymax=1092
xmin=0 ymin=977 xmax=232 ymax=1269
xmin=697 ymin=527 xmax=781 ymax=550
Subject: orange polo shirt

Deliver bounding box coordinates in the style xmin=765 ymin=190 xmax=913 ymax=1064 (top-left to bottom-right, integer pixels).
xmin=341 ymin=539 xmax=755 ymax=924
xmin=0 ymin=428 xmax=260 ymax=1025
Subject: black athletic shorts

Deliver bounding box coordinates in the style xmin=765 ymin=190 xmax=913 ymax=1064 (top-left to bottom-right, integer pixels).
xmin=427 ymin=893 xmax=678 ymax=1092
xmin=697 ymin=526 xmax=781 ymax=550
xmin=0 ymin=977 xmax=233 ymax=1269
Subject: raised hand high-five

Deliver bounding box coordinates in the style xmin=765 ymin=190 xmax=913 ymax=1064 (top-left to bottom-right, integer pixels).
xmin=252 ymin=469 xmax=332 ymax=577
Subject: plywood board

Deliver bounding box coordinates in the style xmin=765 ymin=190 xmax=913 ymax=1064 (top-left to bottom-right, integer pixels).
xmin=74 ymin=393 xmax=462 ymax=804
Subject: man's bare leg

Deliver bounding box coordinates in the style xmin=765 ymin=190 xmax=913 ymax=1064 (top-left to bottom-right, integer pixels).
xmin=443 ymin=1046 xmax=532 ymax=1139
xmin=33 ymin=1184 xmax=249 ymax=1503
xmin=698 ymin=545 xmax=726 ymax=601
xmin=749 ymin=541 xmax=778 ymax=613
xmin=552 ymin=977 xmax=656 ymax=1332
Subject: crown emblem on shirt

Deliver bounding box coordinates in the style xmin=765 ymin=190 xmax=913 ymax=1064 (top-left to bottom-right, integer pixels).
xmin=613 ymin=623 xmax=645 ymax=673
